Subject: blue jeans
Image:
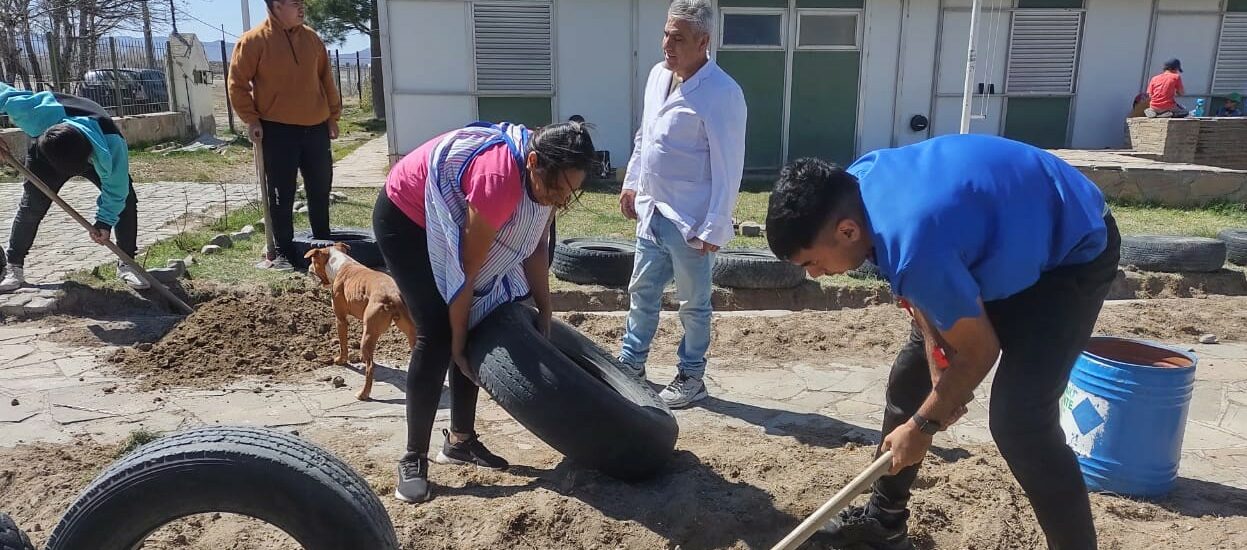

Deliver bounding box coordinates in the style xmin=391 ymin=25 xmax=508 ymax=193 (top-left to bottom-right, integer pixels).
xmin=619 ymin=214 xmax=715 ymax=378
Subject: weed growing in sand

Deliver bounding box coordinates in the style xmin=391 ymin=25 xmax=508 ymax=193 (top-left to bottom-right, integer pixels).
xmin=115 ymin=428 xmax=162 ymax=458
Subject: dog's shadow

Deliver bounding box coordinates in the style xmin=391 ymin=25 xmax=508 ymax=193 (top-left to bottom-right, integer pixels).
xmin=340 ymin=361 xmax=460 ymax=409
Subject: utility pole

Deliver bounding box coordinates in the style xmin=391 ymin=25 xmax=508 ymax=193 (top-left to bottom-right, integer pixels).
xmin=959 ymin=0 xmax=983 ymax=134
xmin=169 ymin=0 xmax=178 ymax=34
xmin=242 ymin=0 xmax=252 ymax=29
xmin=142 ymin=0 xmax=157 ymax=67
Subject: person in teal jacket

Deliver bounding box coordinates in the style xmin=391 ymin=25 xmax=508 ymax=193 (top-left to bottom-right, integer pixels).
xmin=0 ymin=83 xmax=145 ymax=291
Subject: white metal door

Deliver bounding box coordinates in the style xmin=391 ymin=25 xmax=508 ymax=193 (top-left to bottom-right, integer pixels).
xmin=932 ymin=5 xmax=1010 ymax=137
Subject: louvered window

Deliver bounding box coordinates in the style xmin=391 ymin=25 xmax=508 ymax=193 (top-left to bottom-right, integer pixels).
xmin=473 ymin=2 xmax=553 ymax=94
xmin=1005 ymin=10 xmax=1084 ymax=94
xmin=1213 ymin=14 xmax=1247 ymax=94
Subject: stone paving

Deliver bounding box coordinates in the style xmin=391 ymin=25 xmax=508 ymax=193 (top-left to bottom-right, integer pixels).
xmin=0 ymin=181 xmax=255 ymax=315
xmin=332 ymin=137 xmax=389 ymax=188
xmin=1 ymin=305 xmax=1244 ymax=492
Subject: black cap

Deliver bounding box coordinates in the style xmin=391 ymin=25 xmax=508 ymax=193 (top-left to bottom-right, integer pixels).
xmin=1164 ymin=58 xmax=1183 ymax=72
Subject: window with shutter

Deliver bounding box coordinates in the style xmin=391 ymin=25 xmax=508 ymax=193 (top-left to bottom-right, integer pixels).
xmin=472 ymin=1 xmax=553 ymax=94
xmin=1213 ymin=14 xmax=1247 ymax=94
xmin=1005 ymin=10 xmax=1084 ymax=94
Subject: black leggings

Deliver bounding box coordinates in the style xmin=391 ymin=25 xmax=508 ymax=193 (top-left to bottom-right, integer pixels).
xmin=373 ymin=191 xmax=479 ymax=455
xmin=872 ymin=215 xmax=1121 ymax=550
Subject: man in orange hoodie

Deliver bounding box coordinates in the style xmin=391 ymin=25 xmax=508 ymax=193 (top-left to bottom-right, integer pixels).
xmin=229 ymin=0 xmax=342 ymax=271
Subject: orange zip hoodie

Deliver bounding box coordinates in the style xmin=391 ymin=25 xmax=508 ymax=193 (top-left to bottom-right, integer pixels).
xmin=228 ymin=16 xmax=342 ymax=127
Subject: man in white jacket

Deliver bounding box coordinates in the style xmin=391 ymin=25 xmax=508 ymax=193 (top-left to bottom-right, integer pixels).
xmin=618 ymin=0 xmax=747 ymax=408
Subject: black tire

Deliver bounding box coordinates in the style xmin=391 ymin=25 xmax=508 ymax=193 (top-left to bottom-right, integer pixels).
xmin=552 ymin=237 xmax=636 ymax=287
xmin=45 ymin=427 xmax=398 ymax=550
xmin=0 ymin=513 xmax=33 ymax=550
xmin=469 ymin=303 xmax=678 ymax=480
xmin=712 ymin=248 xmax=806 ymax=289
xmin=292 ymin=228 xmax=385 ymax=269
xmin=1119 ymin=235 xmax=1227 ymax=273
xmin=1217 ymin=229 xmax=1247 ymax=266
xmin=846 ymin=260 xmax=884 ymax=281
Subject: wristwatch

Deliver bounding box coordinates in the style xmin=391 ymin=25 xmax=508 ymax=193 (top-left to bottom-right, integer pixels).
xmin=911 ymin=413 xmax=942 ymax=435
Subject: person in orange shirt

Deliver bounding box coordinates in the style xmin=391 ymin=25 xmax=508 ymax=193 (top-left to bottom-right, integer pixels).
xmin=1145 ymin=58 xmax=1187 ymax=118
xmin=229 ymin=0 xmax=342 ymax=271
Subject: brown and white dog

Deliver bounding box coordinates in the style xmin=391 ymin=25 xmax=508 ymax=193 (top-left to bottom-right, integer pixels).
xmin=305 ymin=243 xmax=416 ymax=401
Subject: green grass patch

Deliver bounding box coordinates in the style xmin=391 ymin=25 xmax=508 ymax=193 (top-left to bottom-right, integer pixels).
xmin=557 ymin=185 xmax=770 ymax=249
xmin=114 ymin=428 xmax=161 ymax=458
xmin=71 ymin=188 xmax=380 ymax=290
xmin=1109 ymin=200 xmax=1247 ymax=238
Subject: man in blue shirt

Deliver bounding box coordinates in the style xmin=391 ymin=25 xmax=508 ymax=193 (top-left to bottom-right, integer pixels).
xmin=0 ymin=83 xmax=146 ymax=291
xmin=766 ymin=134 xmax=1119 ymax=550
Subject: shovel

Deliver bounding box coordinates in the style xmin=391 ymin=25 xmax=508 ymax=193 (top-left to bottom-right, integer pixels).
xmin=771 ymin=451 xmax=895 ymax=550
xmin=0 ymin=146 xmax=194 ymax=315
xmin=253 ymin=139 xmax=277 ymax=264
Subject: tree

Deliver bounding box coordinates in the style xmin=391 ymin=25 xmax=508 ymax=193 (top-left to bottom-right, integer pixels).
xmin=305 ymin=0 xmax=385 ymax=119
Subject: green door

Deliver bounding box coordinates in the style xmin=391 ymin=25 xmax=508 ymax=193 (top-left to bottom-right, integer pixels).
xmin=717 ymin=4 xmax=788 ymax=171
xmin=719 ymin=51 xmax=787 ymax=171
xmin=786 ymin=4 xmax=863 ymax=165
xmin=787 ymin=50 xmax=860 ymax=164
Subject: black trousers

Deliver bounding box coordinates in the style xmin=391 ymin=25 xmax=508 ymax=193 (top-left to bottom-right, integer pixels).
xmin=872 ymin=214 xmax=1121 ymax=550
xmin=5 ymin=142 xmax=139 ymax=268
xmin=373 ymin=191 xmax=479 ymax=455
xmin=261 ymin=120 xmax=333 ymax=262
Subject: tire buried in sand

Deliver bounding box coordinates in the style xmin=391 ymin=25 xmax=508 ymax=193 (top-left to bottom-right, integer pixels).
xmin=1119 ymin=235 xmax=1226 ymax=273
xmin=712 ymin=248 xmax=807 ymax=289
xmin=44 ymin=427 xmax=398 ymax=550
xmin=469 ymin=303 xmax=678 ymax=480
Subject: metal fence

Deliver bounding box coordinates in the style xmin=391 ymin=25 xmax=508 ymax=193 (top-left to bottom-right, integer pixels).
xmin=1 ymin=32 xmax=171 ymax=125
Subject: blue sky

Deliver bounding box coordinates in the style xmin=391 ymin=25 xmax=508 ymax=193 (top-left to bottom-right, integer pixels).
xmin=178 ymin=0 xmax=371 ymax=52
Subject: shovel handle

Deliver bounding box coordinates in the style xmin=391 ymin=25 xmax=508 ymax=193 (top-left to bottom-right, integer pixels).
xmin=771 ymin=451 xmax=895 ymax=550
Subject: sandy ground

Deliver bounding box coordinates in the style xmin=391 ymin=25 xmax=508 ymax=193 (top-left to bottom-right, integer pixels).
xmin=6 ymin=287 xmax=1247 ymax=548
xmin=2 ymin=421 xmax=1243 ymax=549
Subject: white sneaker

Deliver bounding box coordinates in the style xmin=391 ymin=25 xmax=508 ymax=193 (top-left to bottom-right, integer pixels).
xmin=0 ymin=266 xmax=24 ymax=292
xmin=659 ymin=374 xmax=708 ymax=409
xmin=117 ymin=262 xmax=150 ymax=290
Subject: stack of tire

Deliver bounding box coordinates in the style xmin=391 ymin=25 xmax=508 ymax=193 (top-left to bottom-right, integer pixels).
xmin=1120 ymin=235 xmax=1228 ymax=272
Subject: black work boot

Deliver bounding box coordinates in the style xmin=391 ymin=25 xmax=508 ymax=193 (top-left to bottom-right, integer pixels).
xmin=808 ymin=503 xmax=915 ymax=550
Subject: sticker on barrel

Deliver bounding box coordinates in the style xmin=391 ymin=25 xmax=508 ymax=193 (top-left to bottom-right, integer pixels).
xmin=1061 ymin=383 xmax=1109 ymax=456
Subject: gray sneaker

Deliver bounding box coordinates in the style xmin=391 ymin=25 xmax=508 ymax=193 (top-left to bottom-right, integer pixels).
xmin=616 ymin=357 xmax=646 ymax=382
xmin=659 ymin=373 xmax=707 ymax=408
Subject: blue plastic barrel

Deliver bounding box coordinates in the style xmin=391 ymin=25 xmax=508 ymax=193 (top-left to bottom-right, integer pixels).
xmin=1060 ymin=336 xmax=1197 ymax=498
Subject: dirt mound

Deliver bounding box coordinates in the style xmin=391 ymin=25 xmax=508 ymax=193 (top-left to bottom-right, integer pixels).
xmin=3 ymin=423 xmax=1243 ymax=549
xmin=108 ymin=287 xmax=414 ymax=391
xmin=105 ymin=295 xmax=1247 ymax=392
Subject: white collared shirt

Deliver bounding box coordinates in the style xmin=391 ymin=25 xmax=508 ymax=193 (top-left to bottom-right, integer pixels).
xmin=623 ymin=59 xmax=747 ymax=248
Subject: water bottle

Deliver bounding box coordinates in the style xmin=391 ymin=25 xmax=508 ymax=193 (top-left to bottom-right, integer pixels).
xmin=1194 ymin=98 xmax=1206 ymax=117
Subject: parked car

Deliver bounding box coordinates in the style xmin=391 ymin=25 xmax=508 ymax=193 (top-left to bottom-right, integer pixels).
xmin=120 ymin=68 xmax=169 ymax=110
xmin=75 ymin=69 xmax=147 ymax=115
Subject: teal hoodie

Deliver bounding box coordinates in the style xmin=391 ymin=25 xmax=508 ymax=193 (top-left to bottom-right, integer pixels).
xmin=0 ymin=82 xmax=130 ymax=228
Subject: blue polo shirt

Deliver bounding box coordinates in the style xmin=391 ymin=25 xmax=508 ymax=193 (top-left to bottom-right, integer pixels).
xmin=850 ymin=134 xmax=1108 ymax=331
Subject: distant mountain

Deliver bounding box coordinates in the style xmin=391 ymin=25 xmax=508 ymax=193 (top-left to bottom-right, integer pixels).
xmin=203 ymin=40 xmax=236 ymax=63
